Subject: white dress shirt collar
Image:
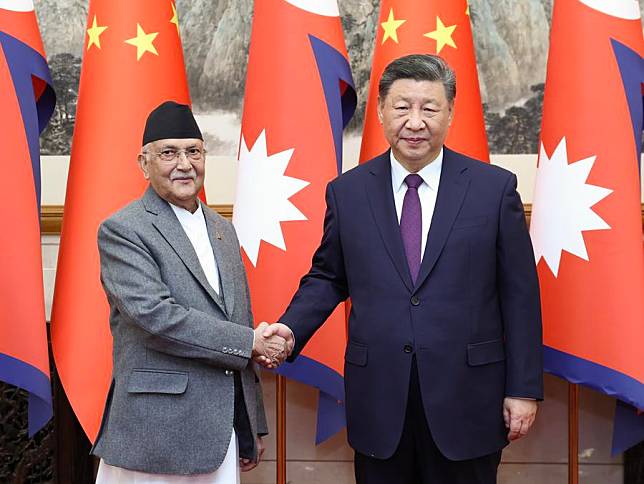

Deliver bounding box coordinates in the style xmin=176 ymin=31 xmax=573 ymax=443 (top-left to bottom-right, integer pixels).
xmin=390 ymin=148 xmax=443 ymax=194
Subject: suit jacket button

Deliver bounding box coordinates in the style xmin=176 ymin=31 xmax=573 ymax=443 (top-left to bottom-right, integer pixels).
xmin=410 ymin=296 xmax=420 ymax=306
xmin=403 ymin=344 xmax=413 ymax=354
xmin=225 ymin=370 xmax=233 ymax=376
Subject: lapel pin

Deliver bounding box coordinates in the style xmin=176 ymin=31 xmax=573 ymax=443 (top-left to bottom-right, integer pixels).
xmin=216 ymin=232 xmax=222 ymax=240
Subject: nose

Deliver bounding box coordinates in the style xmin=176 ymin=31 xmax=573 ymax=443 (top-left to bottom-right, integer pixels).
xmin=176 ymin=151 xmax=192 ymax=169
xmin=405 ymin=108 xmax=424 ymax=130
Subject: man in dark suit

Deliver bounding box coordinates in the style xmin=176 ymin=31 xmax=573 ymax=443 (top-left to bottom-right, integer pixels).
xmin=264 ymin=54 xmax=543 ymax=483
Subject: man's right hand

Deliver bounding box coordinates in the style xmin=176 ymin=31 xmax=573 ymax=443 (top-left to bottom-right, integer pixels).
xmin=261 ymin=323 xmax=295 ymax=357
xmin=252 ymin=322 xmax=287 ymax=369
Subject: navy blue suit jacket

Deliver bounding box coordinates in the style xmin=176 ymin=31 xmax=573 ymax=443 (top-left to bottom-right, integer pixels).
xmin=281 ymin=148 xmax=543 ymax=461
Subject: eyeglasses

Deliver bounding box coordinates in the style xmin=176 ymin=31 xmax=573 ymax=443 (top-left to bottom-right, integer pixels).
xmin=144 ymin=147 xmax=207 ymax=163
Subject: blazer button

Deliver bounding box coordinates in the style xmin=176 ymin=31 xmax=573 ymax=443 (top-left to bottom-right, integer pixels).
xmin=403 ymin=344 xmax=413 ymax=354
xmin=410 ymin=296 xmax=420 ymax=306
xmin=225 ymin=370 xmax=233 ymax=376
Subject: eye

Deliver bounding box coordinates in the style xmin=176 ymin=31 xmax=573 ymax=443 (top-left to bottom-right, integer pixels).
xmin=188 ymin=148 xmax=201 ymax=156
xmin=161 ymin=149 xmax=176 ymax=157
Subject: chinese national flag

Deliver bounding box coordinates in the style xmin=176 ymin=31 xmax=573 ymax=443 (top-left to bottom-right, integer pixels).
xmin=233 ymin=0 xmax=355 ymax=443
xmin=360 ymin=0 xmax=488 ymax=163
xmin=530 ymin=0 xmax=644 ymax=451
xmin=51 ymin=0 xmax=191 ymax=441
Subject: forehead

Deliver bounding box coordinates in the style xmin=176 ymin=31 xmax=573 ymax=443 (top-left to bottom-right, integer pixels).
xmin=383 ymin=79 xmax=448 ymax=103
xmin=151 ymin=138 xmax=203 ymax=149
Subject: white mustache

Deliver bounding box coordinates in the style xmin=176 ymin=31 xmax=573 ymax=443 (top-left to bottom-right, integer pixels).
xmin=170 ymin=171 xmax=197 ymax=181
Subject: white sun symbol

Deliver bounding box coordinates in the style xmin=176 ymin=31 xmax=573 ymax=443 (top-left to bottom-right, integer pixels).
xmin=232 ymin=130 xmax=310 ymax=267
xmin=530 ymin=137 xmax=613 ymax=277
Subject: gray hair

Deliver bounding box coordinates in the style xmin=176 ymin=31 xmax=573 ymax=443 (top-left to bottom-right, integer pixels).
xmin=378 ymin=54 xmax=456 ymax=103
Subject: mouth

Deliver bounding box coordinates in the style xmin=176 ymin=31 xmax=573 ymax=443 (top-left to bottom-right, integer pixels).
xmin=171 ymin=177 xmax=195 ymax=184
xmin=402 ymin=137 xmax=427 ymax=146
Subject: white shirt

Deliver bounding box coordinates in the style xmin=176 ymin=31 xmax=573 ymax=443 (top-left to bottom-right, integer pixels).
xmin=390 ymin=149 xmax=443 ymax=259
xmin=170 ymin=202 xmax=220 ymax=294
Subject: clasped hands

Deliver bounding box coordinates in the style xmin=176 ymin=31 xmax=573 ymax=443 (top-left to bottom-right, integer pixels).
xmin=251 ymin=322 xmax=294 ymax=369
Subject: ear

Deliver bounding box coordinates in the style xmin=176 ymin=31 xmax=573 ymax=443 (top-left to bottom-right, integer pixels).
xmin=447 ymin=101 xmax=455 ymax=126
xmin=137 ymin=153 xmax=150 ymax=180
xmin=377 ymin=97 xmax=384 ymax=124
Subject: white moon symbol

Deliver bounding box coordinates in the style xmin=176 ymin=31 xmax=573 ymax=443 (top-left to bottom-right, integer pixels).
xmin=282 ymin=0 xmax=339 ymax=17
xmin=0 ymin=0 xmax=34 ymax=12
xmin=578 ymin=0 xmax=641 ymax=20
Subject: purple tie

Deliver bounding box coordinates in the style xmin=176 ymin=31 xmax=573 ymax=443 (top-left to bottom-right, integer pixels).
xmin=400 ymin=174 xmax=423 ymax=283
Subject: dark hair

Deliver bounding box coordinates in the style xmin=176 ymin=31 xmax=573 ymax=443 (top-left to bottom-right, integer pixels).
xmin=378 ymin=54 xmax=456 ymax=103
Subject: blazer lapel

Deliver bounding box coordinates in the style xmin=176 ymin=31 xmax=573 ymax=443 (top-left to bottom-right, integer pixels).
xmin=365 ymin=152 xmax=414 ymax=292
xmin=204 ymin=207 xmax=236 ymax=317
xmin=142 ymin=187 xmax=227 ymax=315
xmin=414 ymin=148 xmax=470 ymax=290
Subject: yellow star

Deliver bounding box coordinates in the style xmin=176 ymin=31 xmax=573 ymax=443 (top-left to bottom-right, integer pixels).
xmin=86 ymin=15 xmax=108 ymax=50
xmin=466 ymin=4 xmax=470 ymax=16
xmin=170 ymin=2 xmax=179 ymax=34
xmin=124 ymin=23 xmax=159 ymax=61
xmin=381 ymin=8 xmax=406 ymax=45
xmin=423 ymin=16 xmax=457 ymax=54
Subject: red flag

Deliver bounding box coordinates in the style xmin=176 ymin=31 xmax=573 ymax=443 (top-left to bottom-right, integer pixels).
xmin=360 ymin=0 xmax=488 ymax=163
xmin=50 ymin=0 xmax=192 ymax=441
xmin=232 ymin=0 xmax=356 ymax=443
xmin=530 ymin=0 xmax=644 ymax=414
xmin=0 ymin=2 xmax=55 ymax=436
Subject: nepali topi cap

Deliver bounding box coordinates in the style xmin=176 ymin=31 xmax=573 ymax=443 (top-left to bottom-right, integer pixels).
xmin=142 ymin=101 xmax=203 ymax=146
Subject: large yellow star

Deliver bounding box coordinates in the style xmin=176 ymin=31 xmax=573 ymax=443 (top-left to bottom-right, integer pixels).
xmin=381 ymin=8 xmax=406 ymax=45
xmin=170 ymin=2 xmax=179 ymax=34
xmin=424 ymin=16 xmax=457 ymax=54
xmin=86 ymin=15 xmax=108 ymax=50
xmin=124 ymin=23 xmax=159 ymax=61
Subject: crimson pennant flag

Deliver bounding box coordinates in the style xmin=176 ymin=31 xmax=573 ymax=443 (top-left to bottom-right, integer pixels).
xmin=50 ymin=0 xmax=192 ymax=441
xmin=360 ymin=0 xmax=488 ymax=163
xmin=233 ymin=0 xmax=356 ymax=443
xmin=530 ymin=0 xmax=644 ymax=453
xmin=0 ymin=0 xmax=55 ymax=436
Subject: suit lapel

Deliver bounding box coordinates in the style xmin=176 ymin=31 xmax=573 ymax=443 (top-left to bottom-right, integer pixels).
xmin=365 ymin=152 xmax=414 ymax=292
xmin=142 ymin=187 xmax=228 ymax=315
xmin=203 ymin=206 xmax=235 ymax=317
xmin=414 ymin=148 xmax=470 ymax=290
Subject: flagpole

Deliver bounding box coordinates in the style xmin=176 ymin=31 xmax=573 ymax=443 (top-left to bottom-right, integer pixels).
xmin=568 ymin=383 xmax=579 ymax=484
xmin=276 ymin=375 xmax=287 ymax=484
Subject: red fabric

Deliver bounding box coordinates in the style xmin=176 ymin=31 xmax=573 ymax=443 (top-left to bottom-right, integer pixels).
xmin=360 ymin=0 xmax=488 ymax=163
xmin=51 ymin=0 xmax=192 ymax=442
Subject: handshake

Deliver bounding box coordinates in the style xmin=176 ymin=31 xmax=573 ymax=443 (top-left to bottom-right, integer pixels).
xmin=251 ymin=322 xmax=295 ymax=369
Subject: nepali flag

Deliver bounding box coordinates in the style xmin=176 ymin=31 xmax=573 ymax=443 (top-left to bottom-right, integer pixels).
xmin=233 ymin=0 xmax=355 ymax=444
xmin=0 ymin=0 xmax=55 ymax=436
xmin=530 ymin=0 xmax=644 ymax=453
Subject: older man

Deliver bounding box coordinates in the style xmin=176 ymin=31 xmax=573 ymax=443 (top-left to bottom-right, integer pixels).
xmin=92 ymin=101 xmax=284 ymax=482
xmin=265 ymin=54 xmax=543 ymax=483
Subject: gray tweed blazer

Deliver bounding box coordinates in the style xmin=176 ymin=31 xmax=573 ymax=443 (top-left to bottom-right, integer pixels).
xmin=91 ymin=186 xmax=268 ymax=475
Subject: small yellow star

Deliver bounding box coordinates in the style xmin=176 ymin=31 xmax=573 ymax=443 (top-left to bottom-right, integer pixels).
xmin=170 ymin=2 xmax=179 ymax=34
xmin=381 ymin=8 xmax=406 ymax=45
xmin=424 ymin=16 xmax=457 ymax=54
xmin=124 ymin=23 xmax=159 ymax=61
xmin=86 ymin=15 xmax=108 ymax=50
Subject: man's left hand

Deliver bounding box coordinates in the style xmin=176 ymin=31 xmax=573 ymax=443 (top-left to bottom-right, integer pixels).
xmin=240 ymin=436 xmax=264 ymax=472
xmin=503 ymin=397 xmax=538 ymax=441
